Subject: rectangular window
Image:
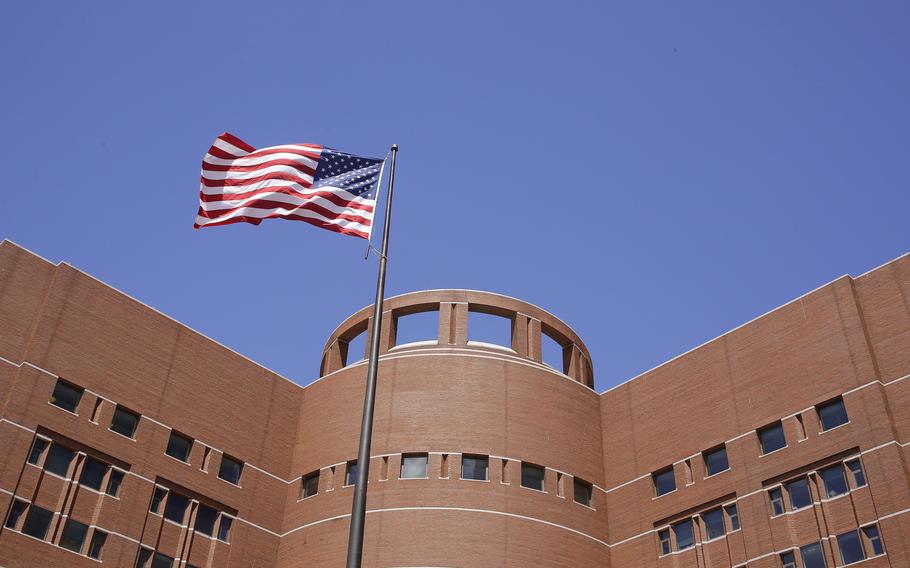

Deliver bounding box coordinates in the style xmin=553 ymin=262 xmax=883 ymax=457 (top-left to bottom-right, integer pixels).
xmin=22 ymin=504 xmax=53 ymax=540
xmin=653 ymin=467 xmax=676 ymax=496
xmin=80 ymin=456 xmax=109 ymax=491
xmin=846 ymin=459 xmax=866 ymax=487
xmin=152 ymin=552 xmax=175 ymax=568
xmin=786 ymin=477 xmax=811 ymax=510
xmin=817 ymin=397 xmax=849 ymax=431
xmin=658 ymin=528 xmax=670 ymax=555
xmin=520 ymin=463 xmax=545 ymax=491
xmin=107 ymin=469 xmax=124 ymax=497
xmin=45 ymin=444 xmax=75 ymax=477
xmin=163 ymin=493 xmax=189 ymax=524
xmin=863 ymin=525 xmax=883 ymax=555
xmin=217 ymin=515 xmax=233 ymax=542
xmin=725 ymin=503 xmax=740 ymax=530
xmin=780 ymin=551 xmax=796 ymax=568
xmin=344 ymin=460 xmax=358 ymax=486
xmin=301 ymin=471 xmax=320 ymax=498
xmin=5 ymin=499 xmax=28 ymax=529
xmin=573 ymin=477 xmax=593 ymax=507
xmin=218 ymin=454 xmax=243 ymax=485
xmin=400 ymin=453 xmax=428 ymax=479
xmin=758 ymin=422 xmax=787 ymax=454
xmin=837 ymin=529 xmax=865 ymax=564
xmin=819 ymin=464 xmax=849 ymax=498
xmin=50 ymin=379 xmax=83 ymax=412
xmin=461 ymin=455 xmax=489 ymax=481
xmin=110 ymin=405 xmax=140 ymax=438
xmin=28 ymin=438 xmax=49 ymax=465
xmin=195 ymin=503 xmax=218 ymax=536
xmin=165 ymin=431 xmax=193 ymax=462
xmin=150 ymin=487 xmax=167 ymax=513
xmin=800 ymin=542 xmax=827 ymax=568
xmin=769 ymin=487 xmax=785 ymax=516
xmin=87 ymin=529 xmax=108 ymax=559
xmin=673 ymin=518 xmax=694 ymax=550
xmin=704 ymin=445 xmax=729 ymax=476
xmin=703 ymin=508 xmax=725 ymax=540
xmin=59 ymin=518 xmax=89 ymax=553
xmin=137 ymin=547 xmax=153 ymax=567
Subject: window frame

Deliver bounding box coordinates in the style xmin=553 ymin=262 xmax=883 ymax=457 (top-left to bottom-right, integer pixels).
xmin=400 ymin=453 xmax=429 ymax=479
xmin=50 ymin=379 xmax=83 ymax=413
xmin=836 ymin=529 xmax=866 ymax=565
xmin=59 ymin=517 xmax=90 ymax=554
xmin=846 ymin=459 xmax=866 ymax=488
xmin=344 ymin=460 xmax=359 ymax=487
xmin=780 ymin=551 xmax=796 ymax=568
xmin=87 ymin=529 xmax=108 ymax=559
xmin=218 ymin=454 xmax=244 ymax=485
xmin=109 ymin=405 xmax=140 ymax=439
xmin=520 ymin=462 xmax=545 ymax=492
xmin=703 ymin=445 xmax=730 ymax=476
xmin=657 ymin=528 xmax=671 ymax=555
xmin=785 ymin=477 xmax=812 ymax=510
xmin=818 ymin=463 xmax=849 ymax=499
xmin=799 ymin=541 xmax=827 ymax=568
xmin=758 ymin=421 xmax=787 ymax=454
xmin=862 ymin=525 xmax=883 ymax=556
xmin=652 ymin=467 xmax=676 ymax=497
xmin=672 ymin=518 xmax=695 ymax=550
xmin=460 ymin=454 xmax=489 ymax=481
xmin=703 ymin=508 xmax=725 ymax=541
xmin=769 ymin=487 xmax=785 ymax=516
xmin=725 ymin=503 xmax=740 ymax=531
xmin=44 ymin=443 xmax=75 ymax=478
xmin=573 ymin=477 xmax=593 ymax=507
xmin=301 ymin=470 xmax=320 ymax=499
xmin=817 ymin=397 xmax=849 ymax=431
xmin=22 ymin=503 xmax=54 ymax=540
xmin=165 ymin=430 xmax=193 ymax=463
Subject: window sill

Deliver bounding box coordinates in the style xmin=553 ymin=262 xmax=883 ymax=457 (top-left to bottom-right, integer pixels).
xmin=519 ymin=485 xmax=546 ymax=494
xmin=164 ymin=453 xmax=191 ymax=466
xmin=216 ymin=476 xmax=242 ymax=488
xmin=652 ymin=488 xmax=677 ymax=500
xmin=48 ymin=401 xmax=79 ymax=416
xmin=460 ymin=477 xmax=490 ymax=482
xmin=572 ymin=500 xmax=595 ymax=511
xmin=759 ymin=445 xmax=788 ymax=458
xmin=107 ymin=428 xmax=137 ymax=442
xmin=703 ymin=467 xmax=730 ymax=480
xmin=818 ymin=421 xmax=851 ymax=435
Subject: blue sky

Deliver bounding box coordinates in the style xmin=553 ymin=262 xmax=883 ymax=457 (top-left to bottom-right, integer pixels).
xmin=1 ymin=2 xmax=907 ymax=391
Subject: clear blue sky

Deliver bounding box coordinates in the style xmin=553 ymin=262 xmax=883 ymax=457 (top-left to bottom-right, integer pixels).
xmin=1 ymin=2 xmax=907 ymax=391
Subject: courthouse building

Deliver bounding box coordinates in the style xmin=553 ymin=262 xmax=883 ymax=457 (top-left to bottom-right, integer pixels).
xmin=0 ymin=239 xmax=908 ymax=567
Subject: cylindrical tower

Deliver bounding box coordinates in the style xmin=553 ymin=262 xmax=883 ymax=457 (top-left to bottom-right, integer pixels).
xmin=279 ymin=290 xmax=606 ymax=567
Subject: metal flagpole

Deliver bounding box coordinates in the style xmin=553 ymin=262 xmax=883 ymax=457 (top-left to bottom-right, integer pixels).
xmin=345 ymin=143 xmax=398 ymax=568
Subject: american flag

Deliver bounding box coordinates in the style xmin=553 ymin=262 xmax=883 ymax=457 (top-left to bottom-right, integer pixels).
xmin=194 ymin=133 xmax=384 ymax=239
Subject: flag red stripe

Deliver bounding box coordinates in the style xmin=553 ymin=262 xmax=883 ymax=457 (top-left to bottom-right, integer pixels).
xmin=201 ymin=171 xmax=315 ymax=188
xmin=217 ymin=132 xmax=256 ymax=153
xmin=194 ymin=213 xmax=370 ymax=239
xmin=197 ymin=198 xmax=373 ymax=226
xmin=199 ymin=186 xmax=375 ymax=212
xmin=201 ymin=158 xmax=317 ymax=176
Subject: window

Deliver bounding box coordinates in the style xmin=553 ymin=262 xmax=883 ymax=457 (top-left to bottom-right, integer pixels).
xmin=394 ymin=309 xmax=439 ymax=345
xmin=759 ymin=422 xmax=787 ymax=454
xmin=28 ymin=438 xmax=49 ymax=465
xmin=863 ymin=525 xmax=883 ymax=555
xmin=110 ymin=405 xmax=140 ymax=438
xmin=22 ymin=504 xmax=53 ymax=540
xmin=846 ymin=459 xmax=866 ymax=487
xmin=45 ymin=444 xmax=75 ymax=477
xmin=166 ymin=431 xmax=192 ymax=462
xmin=163 ymin=493 xmax=188 ymax=524
xmin=218 ymin=454 xmax=243 ymax=485
xmin=301 ymin=471 xmax=320 ymax=498
xmin=152 ymin=552 xmax=175 ymax=568
xmin=344 ymin=460 xmax=359 ymax=486
xmin=819 ymin=464 xmax=849 ymax=498
xmin=107 ymin=469 xmax=124 ymax=497
xmin=725 ymin=503 xmax=740 ymax=530
xmin=704 ymin=445 xmax=729 ymax=476
xmin=653 ymin=467 xmax=676 ymax=496
xmin=461 ymin=455 xmax=488 ymax=481
xmin=703 ymin=508 xmax=725 ymax=540
xmin=5 ymin=499 xmax=27 ymax=529
xmin=837 ymin=530 xmax=865 ymax=564
xmin=520 ymin=463 xmax=545 ymax=491
xmin=673 ymin=518 xmax=694 ymax=550
xmin=217 ymin=515 xmax=233 ymax=542
xmin=87 ymin=529 xmax=108 ymax=559
xmin=195 ymin=503 xmax=218 ymax=536
xmin=467 ymin=308 xmax=513 ymax=347
xmin=80 ymin=456 xmax=108 ymax=491
xmin=800 ymin=542 xmax=827 ymax=568
xmin=817 ymin=397 xmax=848 ymax=431
xmin=150 ymin=487 xmax=166 ymax=513
xmin=769 ymin=487 xmax=785 ymax=516
xmin=573 ymin=477 xmax=593 ymax=507
xmin=59 ymin=518 xmax=89 ymax=553
xmin=50 ymin=379 xmax=83 ymax=412
xmin=400 ymin=453 xmax=428 ymax=479
xmin=658 ymin=528 xmax=671 ymax=555
xmin=786 ymin=477 xmax=811 ymax=510
xmin=780 ymin=551 xmax=796 ymax=568
xmin=137 ymin=547 xmax=153 ymax=567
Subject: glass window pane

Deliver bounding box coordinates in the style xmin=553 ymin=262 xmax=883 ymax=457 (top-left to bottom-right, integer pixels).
xmin=461 ymin=455 xmax=489 ymax=481
xmin=818 ymin=398 xmax=848 ymax=431
xmin=152 ymin=552 xmax=174 ymax=568
xmin=150 ymin=487 xmax=167 ymax=513
xmin=862 ymin=525 xmax=883 ymax=555
xmin=302 ymin=471 xmax=320 ymax=498
xmin=704 ymin=446 xmax=729 ymax=476
xmin=5 ymin=499 xmax=28 ymax=529
xmin=110 ymin=406 xmax=139 ymax=438
xmin=725 ymin=504 xmax=740 ymax=530
xmin=786 ymin=478 xmax=811 ymax=510
xmin=837 ymin=530 xmax=865 ymax=564
xmin=59 ymin=518 xmax=89 ymax=553
xmin=22 ymin=505 xmax=53 ymax=540
xmin=195 ymin=504 xmax=218 ymax=536
xmin=107 ymin=469 xmax=124 ymax=497
xmin=847 ymin=459 xmax=866 ymax=487
xmin=653 ymin=468 xmax=676 ymax=496
xmin=345 ymin=461 xmax=358 ymax=486
xmin=44 ymin=444 xmax=75 ymax=477
xmin=759 ymin=422 xmax=786 ymax=454
xmin=704 ymin=508 xmax=725 ymax=539
xmin=658 ymin=528 xmax=670 ymax=555
xmin=137 ymin=548 xmax=153 ymax=568
xmin=218 ymin=455 xmax=243 ymax=485
xmin=163 ymin=493 xmax=188 ymax=524
xmin=520 ymin=463 xmax=545 ymax=491
xmin=780 ymin=551 xmax=796 ymax=568
xmin=88 ymin=529 xmax=108 ymax=559
xmin=769 ymin=487 xmax=785 ymax=515
xmin=28 ymin=438 xmax=49 ymax=465
xmin=217 ymin=516 xmax=233 ymax=542
xmin=80 ymin=457 xmax=108 ymax=491
xmin=673 ymin=519 xmax=694 ymax=550
xmin=800 ymin=542 xmax=827 ymax=568
xmin=573 ymin=478 xmax=592 ymax=506
xmin=165 ymin=431 xmax=192 ymax=462
xmin=819 ymin=464 xmax=849 ymax=498
xmin=400 ymin=454 xmax=428 ymax=479
xmin=50 ymin=380 xmax=82 ymax=412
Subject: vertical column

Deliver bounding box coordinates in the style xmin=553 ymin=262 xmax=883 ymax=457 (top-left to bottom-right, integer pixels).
xmin=567 ymin=345 xmax=585 ymax=383
xmin=511 ymin=313 xmax=530 ymax=357
xmin=439 ymin=302 xmax=468 ymax=346
xmin=322 ymin=340 xmax=344 ymax=375
xmin=527 ymin=318 xmax=542 ymax=363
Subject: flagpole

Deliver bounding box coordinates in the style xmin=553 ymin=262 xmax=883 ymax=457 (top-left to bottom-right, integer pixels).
xmin=346 ymin=143 xmax=398 ymax=568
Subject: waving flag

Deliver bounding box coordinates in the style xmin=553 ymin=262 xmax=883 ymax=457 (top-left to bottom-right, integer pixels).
xmin=194 ymin=133 xmax=384 ymax=239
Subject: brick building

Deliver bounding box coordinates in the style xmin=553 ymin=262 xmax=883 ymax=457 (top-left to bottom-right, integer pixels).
xmin=0 ymin=239 xmax=907 ymax=567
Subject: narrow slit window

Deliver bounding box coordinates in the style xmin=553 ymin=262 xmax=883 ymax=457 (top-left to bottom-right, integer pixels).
xmin=87 ymin=529 xmax=108 ymax=559
xmin=501 ymin=459 xmax=510 ymax=484
xmin=725 ymin=503 xmax=740 ymax=530
xmin=27 ymin=437 xmax=49 ymax=465
xmin=107 ymin=469 xmax=124 ymax=497
xmin=217 ymin=515 xmax=233 ymax=542
xmin=440 ymin=454 xmax=449 ymax=478
xmin=150 ymin=487 xmax=167 ymax=513
xmin=556 ymin=472 xmax=565 ymax=497
xmin=862 ymin=525 xmax=883 ymax=555
xmin=683 ymin=458 xmax=693 ymax=484
xmin=345 ymin=460 xmax=358 ymax=486
xmin=91 ymin=397 xmax=104 ymax=422
xmin=769 ymin=487 xmax=784 ymax=516
xmin=657 ymin=528 xmax=670 ymax=555
xmin=847 ymin=459 xmax=866 ymax=487
xmin=380 ymin=457 xmax=389 ymax=481
xmin=795 ymin=413 xmax=807 ymax=440
xmin=4 ymin=499 xmax=28 ymax=529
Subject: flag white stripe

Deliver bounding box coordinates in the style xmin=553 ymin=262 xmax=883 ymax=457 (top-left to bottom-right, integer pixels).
xmin=196 ymin=204 xmax=372 ymax=232
xmin=202 ymin=164 xmax=316 ymax=182
xmin=203 ymin=152 xmax=319 ymax=169
xmin=201 ymin=192 xmax=374 ymax=220
xmin=199 ymin=179 xmax=366 ymax=203
xmin=212 ymin=138 xmax=252 ymax=157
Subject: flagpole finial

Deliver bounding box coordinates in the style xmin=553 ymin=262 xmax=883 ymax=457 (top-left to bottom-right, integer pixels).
xmin=391 ymin=144 xmax=398 ymax=151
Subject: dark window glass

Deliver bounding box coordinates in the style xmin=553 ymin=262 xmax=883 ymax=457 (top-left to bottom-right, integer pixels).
xmin=22 ymin=504 xmax=53 ymax=540
xmin=725 ymin=504 xmax=740 ymax=530
xmin=704 ymin=508 xmax=725 ymax=540
xmin=217 ymin=515 xmax=233 ymax=542
xmin=137 ymin=547 xmax=153 ymax=568
xmin=59 ymin=518 xmax=89 ymax=553
xmin=110 ymin=406 xmax=140 ymax=438
xmin=107 ymin=469 xmax=124 ymax=497
xmin=658 ymin=528 xmax=670 ymax=555
xmin=786 ymin=478 xmax=811 ymax=510
xmin=50 ymin=380 xmax=82 ymax=412
xmin=863 ymin=525 xmax=883 ymax=555
xmin=218 ymin=455 xmax=243 ymax=485
xmin=28 ymin=438 xmax=49 ymax=465
xmin=5 ymin=499 xmax=28 ymax=529
xmin=87 ymin=529 xmax=108 ymax=559
xmin=704 ymin=446 xmax=729 ymax=476
xmin=80 ymin=456 xmax=108 ymax=491
xmin=837 ymin=530 xmax=865 ymax=564
xmin=653 ymin=467 xmax=676 ymax=496
xmin=800 ymin=542 xmax=827 ymax=568
xmin=195 ymin=504 xmax=218 ymax=536
xmin=344 ymin=460 xmax=358 ymax=486
xmin=573 ymin=478 xmax=593 ymax=507
xmin=846 ymin=459 xmax=866 ymax=487
xmin=673 ymin=519 xmax=694 ymax=550
xmin=150 ymin=487 xmax=166 ymax=513
xmin=163 ymin=493 xmax=188 ymax=524
xmin=818 ymin=398 xmax=849 ymax=431
xmin=520 ymin=463 xmax=545 ymax=491
xmin=152 ymin=552 xmax=174 ymax=568
xmin=759 ymin=422 xmax=786 ymax=454
xmin=400 ymin=454 xmax=428 ymax=479
xmin=769 ymin=487 xmax=785 ymax=515
xmin=461 ymin=455 xmax=489 ymax=481
xmin=819 ymin=464 xmax=849 ymax=498
xmin=780 ymin=551 xmax=796 ymax=568
xmin=301 ymin=471 xmax=320 ymax=498
xmin=45 ymin=444 xmax=75 ymax=477
xmin=165 ymin=431 xmax=192 ymax=462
